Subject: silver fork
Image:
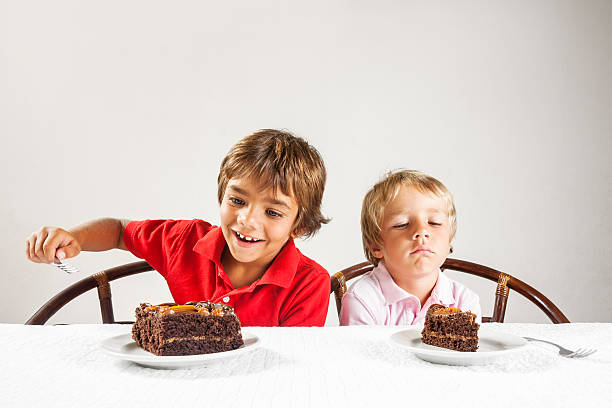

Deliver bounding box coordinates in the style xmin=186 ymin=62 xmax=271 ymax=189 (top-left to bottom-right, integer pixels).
xmin=51 ymin=257 xmax=80 ymax=274
xmin=523 ymin=337 xmax=597 ymax=358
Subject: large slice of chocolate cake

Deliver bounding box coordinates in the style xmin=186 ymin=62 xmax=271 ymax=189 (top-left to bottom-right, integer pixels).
xmin=132 ymin=301 xmax=244 ymax=356
xmin=421 ymin=304 xmax=479 ymax=352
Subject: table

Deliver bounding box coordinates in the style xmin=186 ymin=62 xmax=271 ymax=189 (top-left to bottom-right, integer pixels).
xmin=1 ymin=323 xmax=610 ymax=407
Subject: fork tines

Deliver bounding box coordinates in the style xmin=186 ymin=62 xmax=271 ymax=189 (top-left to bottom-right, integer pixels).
xmin=568 ymin=348 xmax=597 ymax=358
xmin=52 ymin=259 xmax=79 ymax=274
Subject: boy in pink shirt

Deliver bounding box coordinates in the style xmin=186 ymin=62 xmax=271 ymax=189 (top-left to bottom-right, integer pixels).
xmin=340 ymin=170 xmax=481 ymax=326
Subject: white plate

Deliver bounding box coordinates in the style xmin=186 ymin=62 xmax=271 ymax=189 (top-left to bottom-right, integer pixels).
xmin=101 ymin=330 xmax=260 ymax=369
xmin=390 ymin=326 xmax=527 ymax=366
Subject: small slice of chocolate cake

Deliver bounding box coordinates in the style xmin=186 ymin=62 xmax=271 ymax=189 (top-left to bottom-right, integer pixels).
xmin=131 ymin=301 xmax=244 ymax=356
xmin=421 ymin=304 xmax=479 ymax=352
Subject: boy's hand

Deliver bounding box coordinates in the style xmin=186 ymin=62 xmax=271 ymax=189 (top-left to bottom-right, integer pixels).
xmin=26 ymin=226 xmax=81 ymax=264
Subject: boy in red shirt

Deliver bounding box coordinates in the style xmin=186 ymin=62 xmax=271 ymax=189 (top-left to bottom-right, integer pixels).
xmin=25 ymin=129 xmax=331 ymax=326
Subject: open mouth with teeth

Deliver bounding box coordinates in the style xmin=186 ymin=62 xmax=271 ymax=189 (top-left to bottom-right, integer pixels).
xmin=234 ymin=230 xmax=263 ymax=243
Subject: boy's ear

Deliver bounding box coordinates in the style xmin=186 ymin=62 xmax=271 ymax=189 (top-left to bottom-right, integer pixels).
xmin=369 ymin=245 xmax=383 ymax=260
xmin=290 ymin=227 xmax=304 ymax=239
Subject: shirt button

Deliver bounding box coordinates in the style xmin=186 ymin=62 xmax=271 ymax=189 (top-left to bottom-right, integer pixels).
xmin=222 ymin=296 xmax=230 ymax=303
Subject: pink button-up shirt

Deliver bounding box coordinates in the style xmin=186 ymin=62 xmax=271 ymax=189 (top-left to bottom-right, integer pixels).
xmin=339 ymin=263 xmax=481 ymax=326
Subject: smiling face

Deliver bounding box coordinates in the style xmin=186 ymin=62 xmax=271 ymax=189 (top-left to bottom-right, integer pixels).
xmin=219 ymin=177 xmax=299 ymax=271
xmin=370 ymin=186 xmax=452 ymax=282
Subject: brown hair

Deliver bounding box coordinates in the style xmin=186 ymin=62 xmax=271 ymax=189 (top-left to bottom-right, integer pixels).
xmin=361 ymin=169 xmax=456 ymax=265
xmin=217 ymin=129 xmax=329 ymax=238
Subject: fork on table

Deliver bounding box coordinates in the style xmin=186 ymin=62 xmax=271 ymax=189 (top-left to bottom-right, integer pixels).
xmin=523 ymin=337 xmax=597 ymax=359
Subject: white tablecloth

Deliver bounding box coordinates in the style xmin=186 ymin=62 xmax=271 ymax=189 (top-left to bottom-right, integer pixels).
xmin=1 ymin=323 xmax=610 ymax=407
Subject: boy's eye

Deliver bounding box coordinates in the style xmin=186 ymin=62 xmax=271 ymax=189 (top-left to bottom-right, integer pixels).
xmin=266 ymin=209 xmax=282 ymax=218
xmin=393 ymin=223 xmax=409 ymax=229
xmin=429 ymin=222 xmax=442 ymax=226
xmin=229 ymin=197 xmax=245 ymax=206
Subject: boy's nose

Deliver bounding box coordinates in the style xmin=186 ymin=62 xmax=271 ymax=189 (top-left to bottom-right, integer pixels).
xmin=237 ymin=207 xmax=258 ymax=227
xmin=413 ymin=230 xmax=430 ymax=240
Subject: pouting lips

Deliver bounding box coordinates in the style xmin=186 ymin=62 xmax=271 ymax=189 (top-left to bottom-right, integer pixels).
xmin=410 ymin=247 xmax=433 ymax=254
xmin=234 ymin=231 xmax=263 ymax=243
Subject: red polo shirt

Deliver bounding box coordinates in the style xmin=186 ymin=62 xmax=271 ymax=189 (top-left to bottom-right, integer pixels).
xmin=123 ymin=219 xmax=330 ymax=326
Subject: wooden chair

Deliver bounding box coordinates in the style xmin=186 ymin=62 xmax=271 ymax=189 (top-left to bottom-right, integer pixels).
xmin=25 ymin=261 xmax=154 ymax=325
xmin=330 ymin=258 xmax=570 ymax=323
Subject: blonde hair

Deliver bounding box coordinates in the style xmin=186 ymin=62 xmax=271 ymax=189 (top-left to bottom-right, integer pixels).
xmin=217 ymin=129 xmax=329 ymax=238
xmin=361 ymin=169 xmax=456 ymax=265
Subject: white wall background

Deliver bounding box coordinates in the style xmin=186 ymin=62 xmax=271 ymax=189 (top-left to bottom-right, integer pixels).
xmin=1 ymin=0 xmax=611 ymax=325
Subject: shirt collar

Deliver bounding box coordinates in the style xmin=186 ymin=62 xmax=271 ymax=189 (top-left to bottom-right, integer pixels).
xmin=375 ymin=263 xmax=454 ymax=306
xmin=192 ymin=226 xmax=299 ymax=288
xmin=257 ymin=239 xmax=299 ymax=288
xmin=428 ymin=271 xmax=456 ymax=307
xmin=192 ymin=226 xmax=226 ymax=267
xmin=374 ymin=263 xmax=415 ymax=305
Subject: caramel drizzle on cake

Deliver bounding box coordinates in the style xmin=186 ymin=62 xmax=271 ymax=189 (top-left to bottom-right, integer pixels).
xmin=422 ymin=332 xmax=475 ymax=341
xmin=431 ymin=306 xmax=475 ymax=324
xmin=144 ymin=301 xmax=232 ymax=316
xmin=432 ymin=307 xmax=461 ymax=315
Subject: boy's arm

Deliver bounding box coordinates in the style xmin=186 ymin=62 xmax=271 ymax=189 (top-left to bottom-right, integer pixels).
xmin=26 ymin=218 xmax=131 ymax=264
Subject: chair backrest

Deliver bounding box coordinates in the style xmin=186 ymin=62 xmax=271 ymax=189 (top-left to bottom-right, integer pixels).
xmin=330 ymin=258 xmax=570 ymax=323
xmin=25 ymin=261 xmax=154 ymax=325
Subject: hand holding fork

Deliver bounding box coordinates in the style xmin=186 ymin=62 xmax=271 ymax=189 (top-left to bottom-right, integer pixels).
xmin=26 ymin=226 xmax=82 ymax=274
